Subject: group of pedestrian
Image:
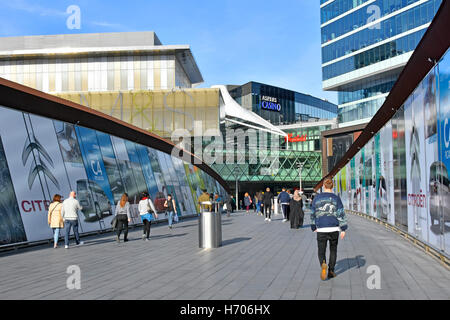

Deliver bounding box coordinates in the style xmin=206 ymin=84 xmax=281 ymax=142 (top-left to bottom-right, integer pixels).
xmin=47 ymin=191 xmax=84 ymax=249
xmin=241 ymin=188 xmax=273 ymax=220
xmin=47 ymin=178 xmax=347 ymax=282
xmin=47 ymin=190 xmax=180 ymax=248
xmin=276 ymin=188 xmax=306 ymax=229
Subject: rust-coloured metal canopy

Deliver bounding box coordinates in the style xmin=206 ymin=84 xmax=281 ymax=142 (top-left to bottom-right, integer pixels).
xmin=314 ymin=1 xmax=450 ymax=192
xmin=0 ymin=77 xmax=231 ymax=194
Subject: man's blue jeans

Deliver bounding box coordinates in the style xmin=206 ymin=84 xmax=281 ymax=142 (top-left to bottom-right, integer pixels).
xmin=64 ymin=220 xmax=80 ymax=246
xmin=167 ymin=211 xmax=174 ymax=227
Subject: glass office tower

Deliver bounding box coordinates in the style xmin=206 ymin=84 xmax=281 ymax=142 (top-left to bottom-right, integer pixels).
xmin=320 ymin=0 xmax=442 ymax=126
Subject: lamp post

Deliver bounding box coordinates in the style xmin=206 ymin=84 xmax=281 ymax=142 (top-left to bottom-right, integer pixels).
xmin=233 ymin=166 xmax=240 ymax=210
xmin=298 ymin=162 xmax=304 ymax=192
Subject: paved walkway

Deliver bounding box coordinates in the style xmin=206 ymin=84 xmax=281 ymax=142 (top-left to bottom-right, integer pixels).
xmin=0 ymin=210 xmax=449 ymax=300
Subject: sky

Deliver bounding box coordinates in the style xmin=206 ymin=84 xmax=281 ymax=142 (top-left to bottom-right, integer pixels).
xmin=0 ymin=0 xmax=337 ymax=104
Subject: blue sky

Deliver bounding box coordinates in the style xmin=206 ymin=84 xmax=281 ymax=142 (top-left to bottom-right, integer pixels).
xmin=0 ymin=0 xmax=337 ymax=104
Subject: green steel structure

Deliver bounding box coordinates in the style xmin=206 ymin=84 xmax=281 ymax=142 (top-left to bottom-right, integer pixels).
xmin=209 ymin=120 xmax=335 ymax=194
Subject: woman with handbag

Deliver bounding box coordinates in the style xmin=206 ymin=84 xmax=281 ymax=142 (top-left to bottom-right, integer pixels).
xmin=48 ymin=194 xmax=64 ymax=249
xmin=244 ymin=192 xmax=252 ymax=213
xmin=164 ymin=194 xmax=177 ymax=230
xmin=115 ymin=193 xmax=131 ymax=243
xmin=138 ymin=192 xmax=158 ymax=241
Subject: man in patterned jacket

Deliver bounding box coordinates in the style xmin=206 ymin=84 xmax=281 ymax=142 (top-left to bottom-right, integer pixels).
xmin=311 ymin=178 xmax=348 ymax=280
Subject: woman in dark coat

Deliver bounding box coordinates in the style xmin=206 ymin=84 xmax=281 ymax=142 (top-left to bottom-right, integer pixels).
xmin=289 ymin=190 xmax=304 ymax=229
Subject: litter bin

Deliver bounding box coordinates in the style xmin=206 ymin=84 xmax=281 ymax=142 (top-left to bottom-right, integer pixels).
xmin=199 ymin=201 xmax=222 ymax=248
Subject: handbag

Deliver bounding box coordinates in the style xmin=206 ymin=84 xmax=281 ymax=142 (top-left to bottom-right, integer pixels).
xmin=173 ymin=212 xmax=179 ymax=223
xmin=111 ymin=216 xmax=118 ymax=230
xmin=147 ymin=199 xmax=157 ymax=219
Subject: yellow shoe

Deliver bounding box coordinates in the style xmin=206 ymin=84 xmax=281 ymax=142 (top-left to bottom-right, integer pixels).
xmin=320 ymin=261 xmax=328 ymax=281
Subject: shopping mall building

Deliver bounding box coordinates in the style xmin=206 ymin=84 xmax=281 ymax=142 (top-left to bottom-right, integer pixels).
xmin=0 ymin=32 xmax=338 ymax=199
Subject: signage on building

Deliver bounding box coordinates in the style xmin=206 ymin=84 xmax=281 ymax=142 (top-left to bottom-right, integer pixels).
xmin=285 ymin=133 xmax=307 ymax=143
xmin=260 ymin=96 xmax=281 ymax=112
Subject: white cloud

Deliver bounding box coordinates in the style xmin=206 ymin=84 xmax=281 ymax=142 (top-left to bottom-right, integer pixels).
xmin=2 ymin=0 xmax=66 ymax=17
xmin=91 ymin=21 xmax=124 ymax=29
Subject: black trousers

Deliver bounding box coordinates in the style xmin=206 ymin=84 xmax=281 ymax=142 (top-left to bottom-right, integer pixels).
xmin=317 ymin=232 xmax=339 ymax=271
xmin=290 ymin=210 xmax=304 ymax=229
xmin=263 ymin=204 xmax=272 ymax=219
xmin=143 ymin=219 xmax=152 ymax=239
xmin=116 ymin=215 xmax=129 ymax=239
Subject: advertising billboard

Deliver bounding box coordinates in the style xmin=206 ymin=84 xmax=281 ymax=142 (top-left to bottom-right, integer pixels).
xmin=0 ymin=136 xmax=27 ymax=244
xmin=438 ymin=52 xmax=450 ymax=252
xmin=0 ymin=106 xmax=226 ymax=246
xmin=334 ymin=51 xmax=450 ymax=255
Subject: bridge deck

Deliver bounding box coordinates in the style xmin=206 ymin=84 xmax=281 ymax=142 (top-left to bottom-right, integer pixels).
xmin=0 ymin=211 xmax=449 ymax=300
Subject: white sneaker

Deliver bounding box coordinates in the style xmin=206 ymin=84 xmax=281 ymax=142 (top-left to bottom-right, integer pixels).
xmin=65 ymin=245 xmax=69 ymax=249
xmin=77 ymin=241 xmax=84 ymax=246
xmin=268 ymin=219 xmax=272 ymax=222
xmin=283 ymin=219 xmax=287 ymax=222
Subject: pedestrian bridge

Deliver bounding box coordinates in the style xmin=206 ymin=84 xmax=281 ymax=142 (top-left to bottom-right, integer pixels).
xmin=0 ymin=211 xmax=449 ymax=300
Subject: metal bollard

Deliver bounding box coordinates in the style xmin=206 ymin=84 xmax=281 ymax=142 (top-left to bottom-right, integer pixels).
xmin=198 ymin=201 xmax=222 ymax=249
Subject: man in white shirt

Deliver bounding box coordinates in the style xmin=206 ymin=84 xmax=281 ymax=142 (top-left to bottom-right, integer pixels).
xmin=62 ymin=191 xmax=84 ymax=249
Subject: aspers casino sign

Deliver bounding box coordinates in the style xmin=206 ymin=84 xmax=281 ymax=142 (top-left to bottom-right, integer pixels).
xmin=260 ymin=96 xmax=281 ymax=112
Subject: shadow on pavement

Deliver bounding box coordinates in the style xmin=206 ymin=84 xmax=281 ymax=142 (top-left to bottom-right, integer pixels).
xmin=149 ymin=233 xmax=188 ymax=240
xmin=171 ymin=223 xmax=197 ymax=229
xmin=334 ymin=255 xmax=366 ymax=275
xmin=222 ymin=237 xmax=251 ymax=247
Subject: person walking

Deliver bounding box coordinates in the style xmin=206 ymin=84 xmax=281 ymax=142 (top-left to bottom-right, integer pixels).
xmin=198 ymin=190 xmax=211 ymax=212
xmin=310 ymin=178 xmax=348 ymax=280
xmin=289 ymin=190 xmax=304 ymax=229
xmin=277 ymin=188 xmax=291 ymax=223
xmin=225 ymin=194 xmax=233 ymax=217
xmin=256 ymin=191 xmax=264 ymax=215
xmin=287 ymin=189 xmax=293 ymax=219
xmin=243 ymin=193 xmax=252 ymax=213
xmin=61 ymin=191 xmax=84 ymax=249
xmin=139 ymin=192 xmax=158 ymax=241
xmin=214 ymin=193 xmax=223 ymax=213
xmin=164 ymin=194 xmax=177 ymax=229
xmin=115 ymin=193 xmax=131 ymax=243
xmin=229 ymin=195 xmax=236 ymax=213
xmin=300 ymin=189 xmax=308 ymax=210
xmin=48 ymin=194 xmax=64 ymax=249
xmin=262 ymin=188 xmax=274 ymax=222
